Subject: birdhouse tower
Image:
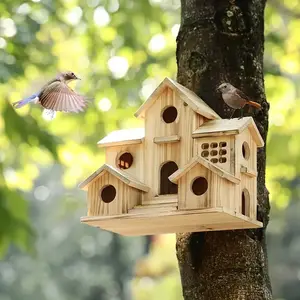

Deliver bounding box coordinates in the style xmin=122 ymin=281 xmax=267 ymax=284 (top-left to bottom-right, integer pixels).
xmin=79 ymin=78 xmax=264 ymax=235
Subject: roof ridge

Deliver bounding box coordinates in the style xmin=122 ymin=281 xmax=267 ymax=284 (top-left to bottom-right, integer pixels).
xmin=134 ymin=77 xmax=220 ymax=120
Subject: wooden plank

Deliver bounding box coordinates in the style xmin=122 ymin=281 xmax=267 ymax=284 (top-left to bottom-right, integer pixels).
xmin=153 ymin=135 xmax=181 ymax=144
xmin=240 ymin=165 xmax=257 ymax=177
xmin=98 ymin=139 xmax=143 ymax=148
xmin=128 ymin=205 xmax=177 ymax=214
xmin=97 ymin=128 xmax=145 ymax=147
xmin=192 ymin=129 xmax=239 ymax=138
xmin=143 ymin=196 xmax=178 ymax=205
xmin=80 ymin=208 xmax=263 ymax=236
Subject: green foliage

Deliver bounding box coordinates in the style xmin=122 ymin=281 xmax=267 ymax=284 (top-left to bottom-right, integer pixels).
xmin=0 ymin=0 xmax=178 ymax=256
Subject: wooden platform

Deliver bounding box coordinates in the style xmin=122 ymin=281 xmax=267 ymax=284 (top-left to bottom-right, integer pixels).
xmin=80 ymin=207 xmax=263 ymax=236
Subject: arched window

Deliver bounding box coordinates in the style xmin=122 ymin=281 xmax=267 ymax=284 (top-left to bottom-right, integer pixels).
xmin=241 ymin=189 xmax=250 ymax=217
xmin=160 ymin=161 xmax=178 ymax=195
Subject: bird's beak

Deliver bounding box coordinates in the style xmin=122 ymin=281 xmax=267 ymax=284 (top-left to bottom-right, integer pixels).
xmin=216 ymin=87 xmax=220 ymax=91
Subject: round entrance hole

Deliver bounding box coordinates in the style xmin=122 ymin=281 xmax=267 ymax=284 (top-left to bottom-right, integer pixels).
xmin=191 ymin=177 xmax=208 ymax=196
xmin=117 ymin=152 xmax=133 ymax=169
xmin=100 ymin=185 xmax=116 ymax=203
xmin=242 ymin=142 xmax=250 ymax=160
xmin=162 ymin=106 xmax=178 ymax=123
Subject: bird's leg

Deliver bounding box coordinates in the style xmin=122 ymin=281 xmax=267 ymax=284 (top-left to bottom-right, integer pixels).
xmin=239 ymin=108 xmax=244 ymax=119
xmin=229 ymin=109 xmax=236 ymax=119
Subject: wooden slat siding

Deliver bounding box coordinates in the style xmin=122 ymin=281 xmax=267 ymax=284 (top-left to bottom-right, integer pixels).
xmin=178 ymin=163 xmax=238 ymax=211
xmin=87 ymin=183 xmax=91 ymax=216
xmin=105 ymin=143 xmax=144 ymax=182
xmin=179 ymin=164 xmax=209 ymax=210
xmin=230 ymin=136 xmax=236 ymax=175
xmin=87 ymin=172 xmax=142 ymax=217
xmin=143 ymin=86 xmax=206 ymax=203
xmin=234 ymin=127 xmax=258 ymax=220
xmin=235 ymin=128 xmax=256 ymax=175
xmin=237 ymin=174 xmax=256 ymax=219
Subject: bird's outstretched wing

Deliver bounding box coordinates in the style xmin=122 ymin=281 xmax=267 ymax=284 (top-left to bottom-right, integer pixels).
xmin=39 ymin=81 xmax=87 ymax=113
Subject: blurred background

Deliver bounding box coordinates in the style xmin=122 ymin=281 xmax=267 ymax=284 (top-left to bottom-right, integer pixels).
xmin=0 ymin=0 xmax=300 ymax=299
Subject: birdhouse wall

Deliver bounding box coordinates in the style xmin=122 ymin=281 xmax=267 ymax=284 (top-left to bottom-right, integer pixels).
xmin=87 ymin=172 xmax=142 ymax=216
xmin=235 ymin=128 xmax=257 ymax=175
xmin=143 ymin=87 xmax=206 ymax=202
xmin=194 ymin=136 xmax=235 ymax=175
xmin=143 ymin=142 xmax=180 ymax=202
xmin=105 ymin=143 xmax=144 ymax=181
xmin=177 ymin=164 xmax=237 ymax=211
xmin=144 ymin=87 xmax=205 ymax=165
xmin=237 ymin=174 xmax=257 ymax=219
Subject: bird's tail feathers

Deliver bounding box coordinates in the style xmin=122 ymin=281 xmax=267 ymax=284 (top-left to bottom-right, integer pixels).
xmin=247 ymin=100 xmax=261 ymax=109
xmin=12 ymin=94 xmax=39 ymax=109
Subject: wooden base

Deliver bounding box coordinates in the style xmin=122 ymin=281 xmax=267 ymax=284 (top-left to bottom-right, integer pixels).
xmin=80 ymin=207 xmax=263 ymax=236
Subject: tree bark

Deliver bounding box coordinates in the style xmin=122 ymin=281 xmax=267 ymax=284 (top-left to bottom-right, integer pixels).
xmin=176 ymin=1 xmax=272 ymax=299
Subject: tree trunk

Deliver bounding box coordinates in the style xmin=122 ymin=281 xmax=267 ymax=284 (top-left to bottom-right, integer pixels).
xmin=175 ymin=1 xmax=272 ymax=299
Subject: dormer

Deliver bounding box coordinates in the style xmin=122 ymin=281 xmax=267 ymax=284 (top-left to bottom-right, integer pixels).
xmin=97 ymin=128 xmax=145 ymax=181
xmin=192 ymin=117 xmax=264 ymax=175
xmin=135 ymin=77 xmax=220 ymax=140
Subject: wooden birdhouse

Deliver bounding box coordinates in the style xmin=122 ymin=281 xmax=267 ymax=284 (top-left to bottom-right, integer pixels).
xmin=79 ymin=78 xmax=264 ymax=235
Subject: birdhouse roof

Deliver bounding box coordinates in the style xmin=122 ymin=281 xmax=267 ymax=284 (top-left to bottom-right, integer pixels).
xmin=169 ymin=156 xmax=240 ymax=184
xmin=192 ymin=117 xmax=264 ymax=147
xmin=78 ymin=164 xmax=149 ymax=192
xmin=135 ymin=77 xmax=221 ymax=120
xmin=97 ymin=128 xmax=145 ymax=147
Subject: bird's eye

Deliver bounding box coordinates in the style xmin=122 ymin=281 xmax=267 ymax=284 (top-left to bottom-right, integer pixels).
xmin=71 ymin=72 xmax=74 ymax=75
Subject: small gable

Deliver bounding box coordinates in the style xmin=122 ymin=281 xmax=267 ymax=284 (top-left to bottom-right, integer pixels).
xmin=192 ymin=117 xmax=264 ymax=147
xmin=169 ymin=156 xmax=240 ymax=184
xmin=135 ymin=77 xmax=220 ymax=120
xmin=79 ymin=164 xmax=149 ymax=217
xmin=78 ymin=164 xmax=149 ymax=192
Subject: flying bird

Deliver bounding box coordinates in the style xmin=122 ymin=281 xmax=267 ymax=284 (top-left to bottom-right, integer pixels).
xmin=217 ymin=82 xmax=261 ymax=119
xmin=12 ymin=71 xmax=87 ymax=119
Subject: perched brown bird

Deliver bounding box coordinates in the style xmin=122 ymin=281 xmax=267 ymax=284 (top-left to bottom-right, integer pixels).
xmin=217 ymin=83 xmax=261 ymax=118
xmin=13 ymin=71 xmax=87 ymax=119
